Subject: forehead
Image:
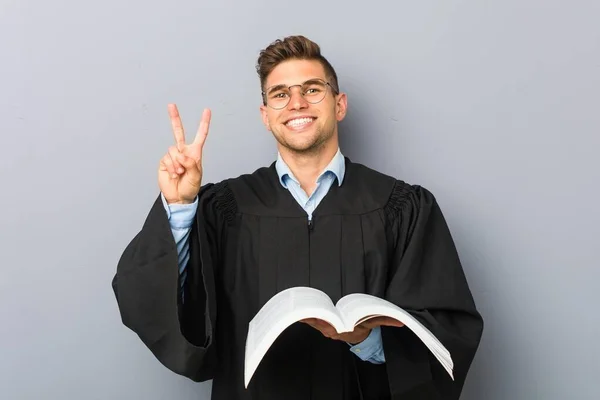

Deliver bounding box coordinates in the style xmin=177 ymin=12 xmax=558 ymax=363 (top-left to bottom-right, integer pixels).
xmin=265 ymin=59 xmax=327 ymax=88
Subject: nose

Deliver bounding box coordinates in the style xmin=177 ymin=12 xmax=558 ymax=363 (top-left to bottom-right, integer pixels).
xmin=287 ymin=87 xmax=308 ymax=110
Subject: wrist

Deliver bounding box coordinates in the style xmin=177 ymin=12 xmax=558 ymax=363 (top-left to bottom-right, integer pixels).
xmin=168 ymin=199 xmax=194 ymax=205
xmin=163 ymin=194 xmax=197 ymax=205
xmin=346 ymin=329 xmax=371 ymax=345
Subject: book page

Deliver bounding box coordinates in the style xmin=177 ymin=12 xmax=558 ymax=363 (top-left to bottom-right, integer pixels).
xmin=336 ymin=293 xmax=454 ymax=380
xmin=245 ymin=287 xmax=345 ymax=388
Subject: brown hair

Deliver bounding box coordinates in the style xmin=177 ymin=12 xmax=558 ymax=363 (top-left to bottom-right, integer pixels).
xmin=256 ymin=35 xmax=340 ymax=103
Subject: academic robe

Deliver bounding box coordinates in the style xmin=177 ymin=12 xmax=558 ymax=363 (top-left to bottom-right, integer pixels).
xmin=112 ymin=158 xmax=484 ymax=400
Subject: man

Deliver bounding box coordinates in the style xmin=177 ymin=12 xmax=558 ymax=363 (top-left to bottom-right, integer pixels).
xmin=112 ymin=35 xmax=483 ymax=399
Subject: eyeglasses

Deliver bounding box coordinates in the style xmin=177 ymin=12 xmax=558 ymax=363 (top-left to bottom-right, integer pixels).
xmin=262 ymin=78 xmax=336 ymax=110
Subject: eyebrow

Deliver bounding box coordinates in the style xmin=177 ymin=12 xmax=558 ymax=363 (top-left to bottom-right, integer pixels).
xmin=266 ymin=84 xmax=287 ymax=93
xmin=265 ymin=78 xmax=325 ymax=93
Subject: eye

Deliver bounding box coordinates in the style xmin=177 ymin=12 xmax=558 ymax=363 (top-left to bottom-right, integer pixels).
xmin=270 ymin=91 xmax=289 ymax=99
xmin=303 ymin=84 xmax=325 ymax=95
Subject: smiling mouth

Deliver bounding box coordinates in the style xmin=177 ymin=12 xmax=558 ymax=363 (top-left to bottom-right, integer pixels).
xmin=285 ymin=117 xmax=316 ymax=130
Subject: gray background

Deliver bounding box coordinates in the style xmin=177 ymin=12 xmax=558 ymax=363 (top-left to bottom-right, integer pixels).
xmin=1 ymin=0 xmax=598 ymax=399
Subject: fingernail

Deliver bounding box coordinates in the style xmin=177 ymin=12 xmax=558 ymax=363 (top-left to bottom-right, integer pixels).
xmin=172 ymin=173 xmax=178 ymax=179
xmin=177 ymin=168 xmax=184 ymax=174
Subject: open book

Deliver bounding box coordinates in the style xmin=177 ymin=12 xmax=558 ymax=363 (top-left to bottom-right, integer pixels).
xmin=244 ymin=286 xmax=453 ymax=388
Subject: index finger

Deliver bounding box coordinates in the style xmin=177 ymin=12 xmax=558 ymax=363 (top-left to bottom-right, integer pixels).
xmin=193 ymin=108 xmax=212 ymax=148
xmin=168 ymin=103 xmax=186 ymax=150
xmin=361 ymin=316 xmax=404 ymax=329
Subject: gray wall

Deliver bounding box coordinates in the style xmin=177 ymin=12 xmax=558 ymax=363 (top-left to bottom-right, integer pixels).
xmin=1 ymin=0 xmax=598 ymax=399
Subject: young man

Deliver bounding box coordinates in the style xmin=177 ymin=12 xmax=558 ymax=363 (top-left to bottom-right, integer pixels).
xmin=112 ymin=36 xmax=483 ymax=399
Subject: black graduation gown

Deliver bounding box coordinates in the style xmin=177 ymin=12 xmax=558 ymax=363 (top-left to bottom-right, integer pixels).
xmin=112 ymin=158 xmax=483 ymax=400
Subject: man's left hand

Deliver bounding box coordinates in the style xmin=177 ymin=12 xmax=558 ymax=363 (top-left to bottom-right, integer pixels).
xmin=300 ymin=317 xmax=404 ymax=344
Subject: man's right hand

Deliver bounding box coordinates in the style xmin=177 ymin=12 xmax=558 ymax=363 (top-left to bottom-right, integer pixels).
xmin=159 ymin=104 xmax=211 ymax=204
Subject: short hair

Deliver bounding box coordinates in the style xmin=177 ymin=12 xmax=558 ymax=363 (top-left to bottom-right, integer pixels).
xmin=256 ymin=35 xmax=340 ymax=104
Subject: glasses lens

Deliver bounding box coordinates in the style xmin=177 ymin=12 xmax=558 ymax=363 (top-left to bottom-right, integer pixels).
xmin=266 ymin=87 xmax=290 ymax=109
xmin=301 ymin=80 xmax=328 ymax=104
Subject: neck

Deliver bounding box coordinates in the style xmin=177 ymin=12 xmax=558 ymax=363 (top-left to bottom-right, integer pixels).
xmin=279 ymin=141 xmax=338 ymax=196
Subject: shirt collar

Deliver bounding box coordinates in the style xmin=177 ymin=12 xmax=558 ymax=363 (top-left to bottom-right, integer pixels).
xmin=275 ymin=148 xmax=346 ymax=189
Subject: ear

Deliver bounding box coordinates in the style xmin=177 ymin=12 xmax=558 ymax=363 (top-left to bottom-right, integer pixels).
xmin=260 ymin=104 xmax=272 ymax=131
xmin=335 ymin=92 xmax=348 ymax=122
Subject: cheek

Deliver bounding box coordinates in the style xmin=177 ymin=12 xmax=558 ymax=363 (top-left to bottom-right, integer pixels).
xmin=266 ymin=111 xmax=279 ymax=125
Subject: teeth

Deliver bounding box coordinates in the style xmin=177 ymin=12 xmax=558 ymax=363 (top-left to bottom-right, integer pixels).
xmin=286 ymin=117 xmax=314 ymax=128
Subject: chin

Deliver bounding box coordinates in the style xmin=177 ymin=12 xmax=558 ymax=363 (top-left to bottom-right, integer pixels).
xmin=284 ymin=137 xmax=328 ymax=154
xmin=273 ymin=125 xmax=334 ymax=154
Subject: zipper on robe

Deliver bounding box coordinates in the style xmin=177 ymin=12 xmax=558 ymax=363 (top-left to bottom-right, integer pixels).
xmin=307 ymin=216 xmax=313 ymax=286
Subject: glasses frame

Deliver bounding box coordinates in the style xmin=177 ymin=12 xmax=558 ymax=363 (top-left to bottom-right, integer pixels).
xmin=261 ymin=78 xmax=337 ymax=110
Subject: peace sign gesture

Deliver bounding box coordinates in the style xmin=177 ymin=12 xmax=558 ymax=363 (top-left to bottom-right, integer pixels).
xmin=158 ymin=104 xmax=211 ymax=205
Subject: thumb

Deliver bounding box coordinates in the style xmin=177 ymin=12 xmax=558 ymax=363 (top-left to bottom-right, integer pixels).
xmin=176 ymin=153 xmax=200 ymax=171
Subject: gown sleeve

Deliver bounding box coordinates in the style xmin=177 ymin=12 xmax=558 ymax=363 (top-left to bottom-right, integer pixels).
xmin=380 ymin=181 xmax=484 ymax=399
xmin=111 ymin=181 xmax=235 ymax=382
